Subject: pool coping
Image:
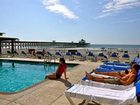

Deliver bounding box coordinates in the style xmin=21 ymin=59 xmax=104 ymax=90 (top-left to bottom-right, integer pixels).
xmin=0 ymin=58 xmax=79 ymax=94
xmin=0 ymin=58 xmax=79 ymax=65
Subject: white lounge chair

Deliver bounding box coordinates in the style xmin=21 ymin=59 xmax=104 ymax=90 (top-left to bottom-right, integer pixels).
xmin=81 ymin=72 xmax=134 ymax=90
xmin=65 ymin=84 xmax=139 ymax=105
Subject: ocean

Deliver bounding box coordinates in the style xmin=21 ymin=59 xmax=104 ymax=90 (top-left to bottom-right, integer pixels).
xmin=89 ymin=44 xmax=140 ymax=50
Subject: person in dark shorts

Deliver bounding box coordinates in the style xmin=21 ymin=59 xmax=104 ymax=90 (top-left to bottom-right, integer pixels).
xmin=45 ymin=58 xmax=67 ymax=80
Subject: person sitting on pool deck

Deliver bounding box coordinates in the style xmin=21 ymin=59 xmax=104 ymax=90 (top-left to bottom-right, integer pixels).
xmin=85 ymin=64 xmax=140 ymax=85
xmin=45 ymin=58 xmax=67 ymax=80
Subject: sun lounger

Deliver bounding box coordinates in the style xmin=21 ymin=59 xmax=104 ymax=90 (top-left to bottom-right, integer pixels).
xmin=64 ymin=52 xmax=74 ymax=61
xmin=46 ymin=51 xmax=52 ymax=56
xmin=104 ymin=62 xmax=130 ymax=66
xmin=95 ymin=67 xmax=128 ymax=72
xmin=65 ymin=65 xmax=140 ymax=105
xmin=44 ymin=51 xmax=55 ymax=62
xmin=81 ymin=62 xmax=136 ymax=90
xmin=121 ymin=53 xmax=130 ymax=63
xmin=100 ymin=64 xmax=130 ymax=70
xmin=6 ymin=50 xmax=13 ymax=57
xmin=97 ymin=53 xmax=108 ymax=62
xmin=21 ymin=51 xmax=27 ymax=55
xmin=122 ymin=53 xmax=130 ymax=58
xmin=7 ymin=50 xmax=11 ymax=54
xmin=74 ymin=52 xmax=85 ymax=61
xmin=86 ymin=52 xmax=96 ymax=61
xmin=19 ymin=51 xmax=28 ymax=58
xmin=65 ymin=83 xmax=139 ymax=105
xmin=36 ymin=51 xmax=45 ymax=59
xmin=12 ymin=51 xmax=19 ymax=57
xmin=13 ymin=51 xmax=19 ymax=55
xmin=55 ymin=51 xmax=62 ymax=59
xmin=99 ymin=62 xmax=130 ymax=73
xmin=110 ymin=52 xmax=119 ymax=62
xmin=96 ymin=67 xmax=117 ymax=72
xmin=81 ymin=72 xmax=134 ymax=90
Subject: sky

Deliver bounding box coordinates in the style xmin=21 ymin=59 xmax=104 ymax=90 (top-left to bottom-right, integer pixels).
xmin=0 ymin=0 xmax=140 ymax=44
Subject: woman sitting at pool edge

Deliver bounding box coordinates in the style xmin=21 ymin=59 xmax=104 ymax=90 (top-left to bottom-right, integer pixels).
xmin=85 ymin=64 xmax=140 ymax=86
xmin=45 ymin=58 xmax=67 ymax=80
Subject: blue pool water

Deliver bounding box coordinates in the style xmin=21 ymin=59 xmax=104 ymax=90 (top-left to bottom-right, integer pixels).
xmin=0 ymin=60 xmax=75 ymax=93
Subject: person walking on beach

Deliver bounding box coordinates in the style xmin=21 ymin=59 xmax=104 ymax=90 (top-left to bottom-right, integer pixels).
xmin=45 ymin=58 xmax=67 ymax=80
xmin=85 ymin=64 xmax=140 ymax=85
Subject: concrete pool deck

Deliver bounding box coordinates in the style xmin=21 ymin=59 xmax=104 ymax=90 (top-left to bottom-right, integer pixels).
xmin=0 ymin=58 xmax=101 ymax=105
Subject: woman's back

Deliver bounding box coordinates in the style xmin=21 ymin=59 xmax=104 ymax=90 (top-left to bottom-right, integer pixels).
xmin=56 ymin=64 xmax=67 ymax=76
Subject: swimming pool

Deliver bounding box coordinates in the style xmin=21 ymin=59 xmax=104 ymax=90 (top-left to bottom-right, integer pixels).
xmin=0 ymin=60 xmax=75 ymax=93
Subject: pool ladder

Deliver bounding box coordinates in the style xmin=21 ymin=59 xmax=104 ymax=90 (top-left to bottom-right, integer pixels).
xmin=44 ymin=55 xmax=56 ymax=63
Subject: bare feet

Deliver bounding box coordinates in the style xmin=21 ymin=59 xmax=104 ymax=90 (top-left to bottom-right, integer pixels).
xmin=85 ymin=71 xmax=94 ymax=80
xmin=45 ymin=75 xmax=48 ymax=79
xmin=92 ymin=69 xmax=96 ymax=73
xmin=65 ymin=77 xmax=69 ymax=81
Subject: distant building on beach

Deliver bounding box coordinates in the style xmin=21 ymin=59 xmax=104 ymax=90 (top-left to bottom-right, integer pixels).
xmin=0 ymin=33 xmax=5 ymax=36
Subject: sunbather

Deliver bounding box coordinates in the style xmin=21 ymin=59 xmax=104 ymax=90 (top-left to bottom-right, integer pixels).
xmin=45 ymin=58 xmax=67 ymax=80
xmin=86 ymin=64 xmax=140 ymax=85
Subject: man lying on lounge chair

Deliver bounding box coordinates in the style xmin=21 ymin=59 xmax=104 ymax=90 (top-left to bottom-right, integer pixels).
xmin=86 ymin=64 xmax=140 ymax=86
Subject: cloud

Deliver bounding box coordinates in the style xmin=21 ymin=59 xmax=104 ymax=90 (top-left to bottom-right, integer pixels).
xmin=42 ymin=0 xmax=79 ymax=19
xmin=98 ymin=0 xmax=140 ymax=18
xmin=111 ymin=18 xmax=140 ymax=24
xmin=96 ymin=12 xmax=112 ymax=18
